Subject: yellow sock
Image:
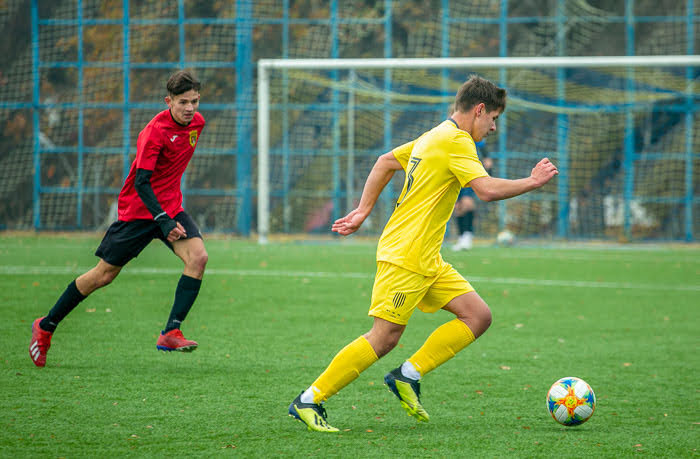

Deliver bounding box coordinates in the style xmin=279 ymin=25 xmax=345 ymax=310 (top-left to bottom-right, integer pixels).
xmin=407 ymin=318 xmax=475 ymax=377
xmin=310 ymin=336 xmax=378 ymax=404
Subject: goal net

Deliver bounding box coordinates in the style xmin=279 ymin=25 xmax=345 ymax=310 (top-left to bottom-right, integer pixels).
xmin=257 ymin=56 xmax=699 ymax=243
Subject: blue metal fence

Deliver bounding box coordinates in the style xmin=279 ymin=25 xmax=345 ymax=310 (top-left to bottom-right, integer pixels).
xmin=4 ymin=0 xmax=697 ymax=239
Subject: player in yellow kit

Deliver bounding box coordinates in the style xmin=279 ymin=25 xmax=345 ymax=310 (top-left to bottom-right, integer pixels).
xmin=288 ymin=75 xmax=559 ymax=432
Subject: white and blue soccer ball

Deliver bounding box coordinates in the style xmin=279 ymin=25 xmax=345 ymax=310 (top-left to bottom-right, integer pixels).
xmin=496 ymin=230 xmax=515 ymax=246
xmin=546 ymin=377 xmax=596 ymax=426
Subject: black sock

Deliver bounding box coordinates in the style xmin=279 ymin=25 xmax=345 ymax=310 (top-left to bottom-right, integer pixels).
xmin=164 ymin=275 xmax=202 ymax=332
xmin=41 ymin=280 xmax=87 ymax=332
xmin=457 ymin=211 xmax=474 ymax=234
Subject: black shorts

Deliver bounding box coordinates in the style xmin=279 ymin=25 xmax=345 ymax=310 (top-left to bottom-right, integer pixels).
xmin=95 ymin=211 xmax=202 ymax=267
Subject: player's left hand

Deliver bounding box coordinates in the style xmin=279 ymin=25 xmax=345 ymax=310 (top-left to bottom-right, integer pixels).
xmin=530 ymin=157 xmax=558 ymax=187
xmin=167 ymin=222 xmax=187 ymax=242
xmin=332 ymin=208 xmax=367 ymax=236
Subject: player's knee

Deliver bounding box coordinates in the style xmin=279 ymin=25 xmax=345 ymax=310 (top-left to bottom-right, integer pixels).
xmin=194 ymin=250 xmax=209 ymax=272
xmin=479 ymin=303 xmax=493 ymax=330
xmin=471 ymin=302 xmax=492 ymax=337
xmin=195 ymin=250 xmax=208 ymax=270
xmin=187 ymin=249 xmax=208 ymax=274
xmin=98 ymin=269 xmax=119 ymax=287
xmin=457 ymin=300 xmax=492 ymax=338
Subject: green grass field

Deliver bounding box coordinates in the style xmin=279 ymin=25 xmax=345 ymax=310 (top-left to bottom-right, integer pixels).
xmin=1 ymin=234 xmax=698 ymax=457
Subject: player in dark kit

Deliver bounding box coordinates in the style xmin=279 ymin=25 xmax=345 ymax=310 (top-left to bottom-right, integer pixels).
xmin=29 ymin=70 xmax=208 ymax=367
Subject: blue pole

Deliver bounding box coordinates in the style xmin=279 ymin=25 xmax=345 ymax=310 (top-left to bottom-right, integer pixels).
xmin=235 ymin=0 xmax=253 ymax=235
xmin=178 ymin=0 xmax=186 ymax=208
xmin=441 ymin=0 xmax=450 ymax=97
xmin=556 ymin=0 xmax=569 ymax=238
xmin=77 ymin=0 xmax=84 ymax=228
xmin=622 ymin=0 xmax=635 ymax=240
xmin=122 ymin=0 xmax=131 ymax=182
xmin=331 ymin=0 xmax=341 ymax=225
xmin=178 ymin=0 xmax=185 ymax=67
xmin=684 ymin=0 xmax=694 ymax=241
xmin=442 ymin=0 xmax=451 ymax=237
xmin=31 ymin=0 xmax=40 ymax=229
xmin=282 ymin=0 xmax=290 ymax=232
xmin=381 ymin=0 xmax=393 ymax=222
xmin=497 ymin=0 xmax=508 ymax=232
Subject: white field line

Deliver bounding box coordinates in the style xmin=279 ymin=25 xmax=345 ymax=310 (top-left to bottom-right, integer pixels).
xmin=1 ymin=265 xmax=699 ymax=292
xmin=3 ymin=239 xmax=699 ymax=261
xmin=3 ymin=244 xmax=699 ymax=263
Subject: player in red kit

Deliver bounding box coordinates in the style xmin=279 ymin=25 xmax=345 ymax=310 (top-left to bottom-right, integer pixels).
xmin=29 ymin=70 xmax=208 ymax=367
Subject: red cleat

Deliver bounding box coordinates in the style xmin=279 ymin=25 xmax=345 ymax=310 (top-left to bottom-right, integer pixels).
xmin=156 ymin=329 xmax=198 ymax=352
xmin=29 ymin=317 xmax=53 ymax=367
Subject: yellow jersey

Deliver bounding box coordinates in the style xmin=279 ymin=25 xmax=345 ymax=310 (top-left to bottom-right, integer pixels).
xmin=376 ymin=119 xmax=489 ymax=276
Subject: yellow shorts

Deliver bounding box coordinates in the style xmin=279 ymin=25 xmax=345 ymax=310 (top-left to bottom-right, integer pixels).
xmin=368 ymin=260 xmax=474 ymax=325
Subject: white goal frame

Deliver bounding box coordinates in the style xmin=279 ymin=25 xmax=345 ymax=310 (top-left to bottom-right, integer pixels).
xmin=257 ymin=55 xmax=699 ymax=244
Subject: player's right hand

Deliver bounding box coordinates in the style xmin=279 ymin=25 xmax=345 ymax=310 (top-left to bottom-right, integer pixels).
xmin=332 ymin=208 xmax=367 ymax=236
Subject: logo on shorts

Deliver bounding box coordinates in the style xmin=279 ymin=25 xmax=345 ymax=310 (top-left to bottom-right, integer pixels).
xmin=392 ymin=292 xmax=407 ymax=309
xmin=189 ymin=130 xmax=198 ymax=147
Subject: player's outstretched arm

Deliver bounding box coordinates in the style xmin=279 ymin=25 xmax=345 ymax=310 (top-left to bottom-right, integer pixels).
xmin=469 ymin=157 xmax=558 ymax=202
xmin=332 ymin=152 xmax=403 ymax=236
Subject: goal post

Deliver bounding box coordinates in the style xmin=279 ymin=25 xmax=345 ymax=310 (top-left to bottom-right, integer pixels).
xmin=257 ymin=55 xmax=699 ymax=244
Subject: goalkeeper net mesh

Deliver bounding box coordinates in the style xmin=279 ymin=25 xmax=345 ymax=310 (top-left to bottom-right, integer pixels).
xmin=264 ymin=62 xmax=697 ymax=240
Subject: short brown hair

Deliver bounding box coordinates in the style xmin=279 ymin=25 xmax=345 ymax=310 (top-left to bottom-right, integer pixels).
xmin=453 ymin=75 xmax=506 ymax=114
xmin=167 ymin=70 xmax=201 ymax=96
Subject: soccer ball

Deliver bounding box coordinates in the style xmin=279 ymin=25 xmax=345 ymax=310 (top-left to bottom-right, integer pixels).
xmin=496 ymin=230 xmax=515 ymax=246
xmin=546 ymin=377 xmax=596 ymax=426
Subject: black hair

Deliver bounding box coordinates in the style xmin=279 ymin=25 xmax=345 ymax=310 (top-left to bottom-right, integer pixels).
xmin=166 ymin=70 xmax=201 ymax=96
xmin=454 ymin=75 xmax=506 ymax=114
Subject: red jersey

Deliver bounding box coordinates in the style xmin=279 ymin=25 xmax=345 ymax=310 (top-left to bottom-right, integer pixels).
xmin=118 ymin=110 xmax=205 ymax=221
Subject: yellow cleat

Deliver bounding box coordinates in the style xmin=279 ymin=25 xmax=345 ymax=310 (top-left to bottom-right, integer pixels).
xmin=288 ymin=393 xmax=340 ymax=432
xmin=384 ymin=367 xmax=430 ymax=422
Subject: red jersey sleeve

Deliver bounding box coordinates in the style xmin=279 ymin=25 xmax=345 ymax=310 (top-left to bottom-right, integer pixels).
xmin=135 ymin=123 xmax=165 ymax=171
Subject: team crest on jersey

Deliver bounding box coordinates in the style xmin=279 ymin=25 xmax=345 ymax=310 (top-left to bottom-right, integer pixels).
xmin=189 ymin=130 xmax=198 ymax=147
